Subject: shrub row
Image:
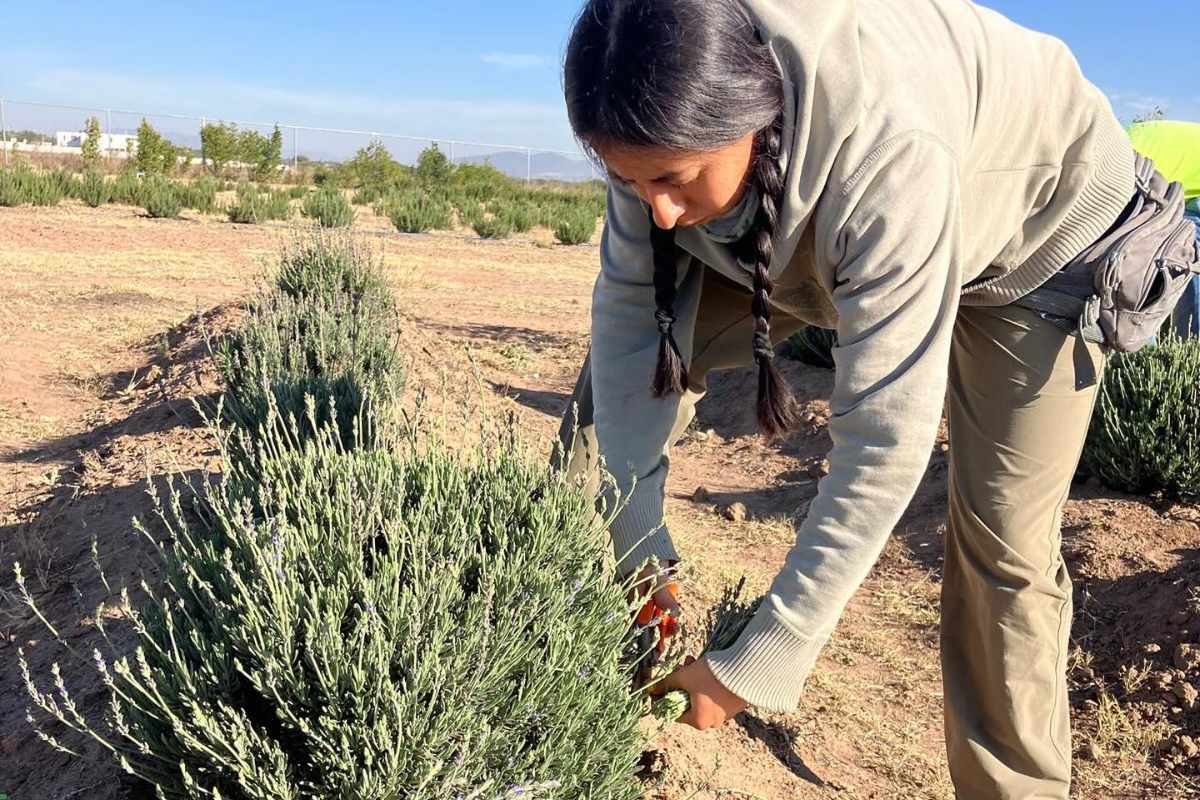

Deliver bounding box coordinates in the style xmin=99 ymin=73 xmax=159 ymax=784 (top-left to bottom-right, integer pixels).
xmin=227 ymin=182 xmax=293 ymax=224
xmin=17 ymin=225 xmax=648 ymax=798
xmin=2 ymin=155 xmax=603 ymax=243
xmin=0 ymin=165 xmax=66 ymax=207
xmin=216 ymin=228 xmax=402 ymax=451
xmin=302 ymin=186 xmax=354 ymax=228
xmin=314 ymin=141 xmax=605 ymax=243
xmin=0 ymin=165 xmax=230 ymax=219
xmin=375 ymin=188 xmax=454 ymax=234
xmin=138 ymin=175 xmax=183 ymax=218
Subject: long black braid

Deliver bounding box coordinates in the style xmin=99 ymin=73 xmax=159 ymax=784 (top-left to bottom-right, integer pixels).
xmin=744 ymin=117 xmax=799 ymax=436
xmin=650 ymin=218 xmax=689 ymax=396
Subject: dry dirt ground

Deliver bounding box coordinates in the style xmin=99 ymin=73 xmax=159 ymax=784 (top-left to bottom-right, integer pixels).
xmin=3 ymin=200 xmax=1200 ymax=799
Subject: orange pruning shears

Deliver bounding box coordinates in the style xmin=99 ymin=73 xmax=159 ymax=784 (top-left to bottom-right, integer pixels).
xmin=633 ymin=581 xmax=681 ymax=690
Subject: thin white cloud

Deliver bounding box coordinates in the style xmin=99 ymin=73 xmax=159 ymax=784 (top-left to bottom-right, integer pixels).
xmin=480 ymin=52 xmax=547 ymax=69
xmin=1105 ymin=89 xmax=1173 ymax=122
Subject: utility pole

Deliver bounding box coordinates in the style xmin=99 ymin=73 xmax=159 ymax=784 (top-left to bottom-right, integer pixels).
xmin=0 ymin=98 xmax=9 ymax=167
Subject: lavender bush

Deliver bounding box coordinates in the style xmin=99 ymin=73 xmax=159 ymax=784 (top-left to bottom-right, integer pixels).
xmin=213 ymin=230 xmax=403 ymax=459
xmin=17 ymin=406 xmax=646 ymax=799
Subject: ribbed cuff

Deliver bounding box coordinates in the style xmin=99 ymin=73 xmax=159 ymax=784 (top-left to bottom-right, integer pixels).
xmin=704 ymin=608 xmax=831 ymax=713
xmin=608 ymin=496 xmax=679 ymax=578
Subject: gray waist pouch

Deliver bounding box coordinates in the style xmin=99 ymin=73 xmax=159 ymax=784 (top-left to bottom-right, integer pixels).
xmin=1012 ymin=152 xmax=1200 ymax=378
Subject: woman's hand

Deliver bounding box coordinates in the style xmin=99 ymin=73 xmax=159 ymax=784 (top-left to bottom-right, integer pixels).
xmin=651 ymin=655 xmax=749 ymax=730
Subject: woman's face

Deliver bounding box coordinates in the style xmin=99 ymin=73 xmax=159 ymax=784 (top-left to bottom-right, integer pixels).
xmin=599 ymin=132 xmax=757 ymax=230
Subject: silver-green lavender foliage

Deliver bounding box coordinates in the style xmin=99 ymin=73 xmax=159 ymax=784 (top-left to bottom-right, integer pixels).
xmin=302 ymin=186 xmax=354 ymax=228
xmin=111 ymin=171 xmax=141 ymax=205
xmin=552 ymin=209 xmax=596 ymax=246
xmin=379 ymin=189 xmax=454 ymax=233
xmin=353 ymin=184 xmax=384 ymax=207
xmin=496 ymin=200 xmax=536 ymax=234
xmin=0 ymin=166 xmax=34 ymax=206
xmin=180 ymin=176 xmax=220 ymax=215
xmin=226 ymin=183 xmax=266 ymax=224
xmin=49 ymin=168 xmax=81 ymax=200
xmin=227 ymin=183 xmax=292 ymax=224
xmin=262 ymin=189 xmax=293 ymax=221
xmin=215 ymin=285 xmax=403 ymax=460
xmin=139 ymin=175 xmax=183 ymax=218
xmin=80 ymin=171 xmax=111 ymax=207
xmin=458 ymin=201 xmax=486 ymax=230
xmin=20 ymin=410 xmax=646 ymax=799
xmin=272 ymin=228 xmax=390 ymax=305
xmin=22 ymin=169 xmax=67 ymax=207
xmin=471 ymin=214 xmax=514 ymax=240
xmin=1084 ymin=331 xmax=1200 ymax=497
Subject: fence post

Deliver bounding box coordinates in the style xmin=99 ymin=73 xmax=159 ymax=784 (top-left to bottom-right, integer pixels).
xmin=0 ymin=98 xmax=8 ymax=167
xmin=449 ymin=140 xmax=455 ymax=164
xmin=526 ymin=148 xmax=532 ymax=184
xmin=293 ymin=126 xmax=299 ymax=172
xmin=105 ymin=108 xmax=113 ymax=157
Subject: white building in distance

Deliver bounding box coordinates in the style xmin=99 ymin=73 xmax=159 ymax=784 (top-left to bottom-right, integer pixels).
xmin=54 ymin=131 xmax=136 ymax=151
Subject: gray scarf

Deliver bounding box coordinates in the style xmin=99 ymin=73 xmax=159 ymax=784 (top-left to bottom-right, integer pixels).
xmin=699 ymin=184 xmax=761 ymax=244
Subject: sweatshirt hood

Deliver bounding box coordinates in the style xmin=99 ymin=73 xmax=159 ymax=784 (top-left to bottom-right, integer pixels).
xmin=681 ymin=0 xmax=866 ymax=279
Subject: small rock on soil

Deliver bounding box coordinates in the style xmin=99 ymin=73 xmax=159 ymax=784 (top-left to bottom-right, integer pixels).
xmin=1176 ymin=643 xmax=1200 ymax=671
xmin=723 ymin=502 xmax=748 ymax=523
xmin=1174 ymin=681 xmax=1198 ymax=710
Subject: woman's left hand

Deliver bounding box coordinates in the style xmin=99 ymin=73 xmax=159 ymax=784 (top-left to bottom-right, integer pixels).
xmin=651 ymin=655 xmax=749 ymax=730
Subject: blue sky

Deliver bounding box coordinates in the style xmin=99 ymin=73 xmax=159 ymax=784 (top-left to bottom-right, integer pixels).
xmin=1 ymin=1 xmax=1195 ymax=156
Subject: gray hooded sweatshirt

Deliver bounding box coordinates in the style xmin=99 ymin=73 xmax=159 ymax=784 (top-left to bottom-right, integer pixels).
xmin=590 ymin=0 xmax=1134 ymax=712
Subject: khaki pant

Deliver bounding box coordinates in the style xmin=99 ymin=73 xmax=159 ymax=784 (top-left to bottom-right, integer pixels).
xmin=555 ymin=265 xmax=1105 ymax=799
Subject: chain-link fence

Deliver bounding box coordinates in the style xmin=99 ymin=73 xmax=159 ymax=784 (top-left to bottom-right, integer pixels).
xmin=0 ymin=98 xmax=597 ymax=183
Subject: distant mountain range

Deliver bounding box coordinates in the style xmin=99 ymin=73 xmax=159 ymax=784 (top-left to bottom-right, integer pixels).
xmin=458 ymin=150 xmax=598 ymax=183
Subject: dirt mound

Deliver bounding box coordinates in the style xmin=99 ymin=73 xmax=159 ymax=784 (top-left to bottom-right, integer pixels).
xmin=0 ymin=308 xmax=232 ymax=800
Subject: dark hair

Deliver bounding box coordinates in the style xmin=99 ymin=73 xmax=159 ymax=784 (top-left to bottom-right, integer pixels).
xmin=564 ymin=0 xmax=800 ymax=437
